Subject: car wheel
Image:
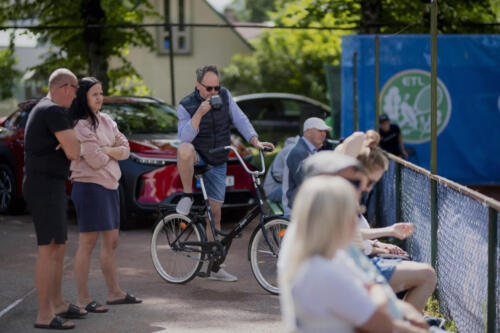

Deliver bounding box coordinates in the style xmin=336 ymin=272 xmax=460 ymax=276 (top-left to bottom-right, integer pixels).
xmin=0 ymin=164 xmax=24 ymax=214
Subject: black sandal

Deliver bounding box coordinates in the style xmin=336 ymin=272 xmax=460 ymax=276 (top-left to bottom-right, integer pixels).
xmin=56 ymin=304 xmax=87 ymax=319
xmin=106 ymin=293 xmax=142 ymax=305
xmin=34 ymin=316 xmax=75 ymax=330
xmin=85 ymin=300 xmax=108 ymax=313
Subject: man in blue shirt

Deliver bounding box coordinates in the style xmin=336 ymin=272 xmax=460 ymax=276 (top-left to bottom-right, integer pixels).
xmin=176 ymin=65 xmax=273 ymax=282
xmin=284 ymin=117 xmax=330 ymax=215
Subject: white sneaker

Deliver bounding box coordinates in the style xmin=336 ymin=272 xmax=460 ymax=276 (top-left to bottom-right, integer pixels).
xmin=176 ymin=195 xmax=194 ymax=215
xmin=208 ymin=269 xmax=238 ymax=282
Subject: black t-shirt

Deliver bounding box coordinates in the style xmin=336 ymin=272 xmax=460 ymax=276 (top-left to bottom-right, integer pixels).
xmin=379 ymin=124 xmax=401 ymax=156
xmin=24 ymin=97 xmax=72 ymax=180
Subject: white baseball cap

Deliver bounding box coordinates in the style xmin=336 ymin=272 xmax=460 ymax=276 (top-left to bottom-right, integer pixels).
xmin=303 ymin=117 xmax=332 ymax=132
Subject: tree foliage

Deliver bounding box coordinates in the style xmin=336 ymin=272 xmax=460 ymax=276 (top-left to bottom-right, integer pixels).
xmin=0 ymin=33 xmax=22 ymax=100
xmin=0 ymin=0 xmax=159 ymax=94
xmin=221 ymin=0 xmax=499 ymax=103
xmin=226 ymin=0 xmax=293 ymax=22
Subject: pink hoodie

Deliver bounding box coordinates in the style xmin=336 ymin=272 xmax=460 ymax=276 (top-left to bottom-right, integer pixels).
xmin=70 ymin=112 xmax=130 ymax=190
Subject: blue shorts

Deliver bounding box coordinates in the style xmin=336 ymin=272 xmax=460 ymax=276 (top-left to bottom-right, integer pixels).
xmin=371 ymin=257 xmax=401 ymax=281
xmin=196 ymin=152 xmax=227 ymax=203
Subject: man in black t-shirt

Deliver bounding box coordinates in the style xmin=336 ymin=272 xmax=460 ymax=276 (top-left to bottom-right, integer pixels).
xmin=379 ymin=114 xmax=408 ymax=159
xmin=23 ymin=68 xmax=83 ymax=329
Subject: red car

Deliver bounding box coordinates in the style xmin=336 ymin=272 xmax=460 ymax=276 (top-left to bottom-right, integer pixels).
xmin=0 ymin=96 xmax=257 ymax=228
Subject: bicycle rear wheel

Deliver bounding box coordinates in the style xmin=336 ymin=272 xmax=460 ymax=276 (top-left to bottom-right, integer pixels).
xmin=249 ymin=217 xmax=289 ymax=294
xmin=151 ymin=213 xmax=204 ymax=284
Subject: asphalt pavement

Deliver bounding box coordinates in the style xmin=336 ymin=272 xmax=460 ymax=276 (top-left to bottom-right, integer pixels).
xmin=0 ymin=213 xmax=282 ymax=332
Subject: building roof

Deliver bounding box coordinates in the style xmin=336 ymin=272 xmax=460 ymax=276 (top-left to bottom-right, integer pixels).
xmin=203 ymin=0 xmax=255 ymax=50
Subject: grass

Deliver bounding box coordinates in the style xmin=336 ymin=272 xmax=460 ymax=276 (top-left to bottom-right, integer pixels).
xmin=424 ymin=295 xmax=458 ymax=332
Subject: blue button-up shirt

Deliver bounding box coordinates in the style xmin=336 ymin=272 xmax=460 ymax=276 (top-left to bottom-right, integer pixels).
xmin=301 ymin=136 xmax=317 ymax=153
xmin=177 ymin=89 xmax=258 ymax=143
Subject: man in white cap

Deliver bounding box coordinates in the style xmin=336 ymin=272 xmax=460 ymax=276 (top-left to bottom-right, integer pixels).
xmin=283 ymin=117 xmax=331 ymax=215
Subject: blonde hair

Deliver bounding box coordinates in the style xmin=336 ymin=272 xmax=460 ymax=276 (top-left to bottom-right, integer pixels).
xmin=364 ymin=129 xmax=380 ymax=147
xmin=284 ymin=176 xmax=358 ymax=283
xmin=357 ymin=147 xmax=389 ymax=174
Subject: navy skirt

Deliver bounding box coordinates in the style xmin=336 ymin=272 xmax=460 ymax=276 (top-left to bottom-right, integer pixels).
xmin=71 ymin=182 xmax=120 ymax=232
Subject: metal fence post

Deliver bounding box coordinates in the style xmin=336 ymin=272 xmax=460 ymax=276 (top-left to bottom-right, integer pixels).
xmin=375 ymin=35 xmax=380 ymax=131
xmin=487 ymin=208 xmax=498 ymax=333
xmin=395 ymin=162 xmax=402 ymax=222
xmin=168 ymin=23 xmax=176 ymax=106
xmin=429 ymin=0 xmax=438 ymax=270
xmin=353 ymin=52 xmax=358 ymax=131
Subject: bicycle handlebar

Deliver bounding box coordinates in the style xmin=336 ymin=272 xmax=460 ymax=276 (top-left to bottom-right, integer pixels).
xmin=208 ymin=145 xmax=270 ymax=176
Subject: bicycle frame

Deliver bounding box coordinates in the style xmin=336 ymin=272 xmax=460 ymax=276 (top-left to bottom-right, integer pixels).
xmin=199 ymin=147 xmax=279 ymax=257
xmin=159 ymin=146 xmax=280 ymax=276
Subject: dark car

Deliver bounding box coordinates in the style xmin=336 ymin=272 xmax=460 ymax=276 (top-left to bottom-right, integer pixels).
xmin=0 ymin=97 xmax=257 ymax=228
xmin=233 ymin=93 xmax=330 ymax=143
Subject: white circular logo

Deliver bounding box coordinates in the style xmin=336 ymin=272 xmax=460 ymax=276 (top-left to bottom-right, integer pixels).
xmin=380 ymin=69 xmax=452 ymax=144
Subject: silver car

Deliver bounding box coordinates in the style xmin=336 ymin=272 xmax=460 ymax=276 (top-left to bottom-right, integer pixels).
xmin=233 ymin=93 xmax=330 ymax=143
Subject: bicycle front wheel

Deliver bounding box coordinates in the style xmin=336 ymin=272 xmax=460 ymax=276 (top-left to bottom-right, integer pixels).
xmin=249 ymin=217 xmax=289 ymax=294
xmin=151 ymin=213 xmax=204 ymax=284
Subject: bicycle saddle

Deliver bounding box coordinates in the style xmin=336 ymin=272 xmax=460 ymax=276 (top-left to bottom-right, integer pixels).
xmin=194 ymin=165 xmax=212 ymax=176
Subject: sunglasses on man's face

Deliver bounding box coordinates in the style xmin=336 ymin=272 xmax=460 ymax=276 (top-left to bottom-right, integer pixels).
xmin=200 ymin=82 xmax=220 ymax=92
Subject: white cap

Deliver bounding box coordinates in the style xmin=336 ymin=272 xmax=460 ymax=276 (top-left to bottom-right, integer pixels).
xmin=303 ymin=117 xmax=331 ymax=132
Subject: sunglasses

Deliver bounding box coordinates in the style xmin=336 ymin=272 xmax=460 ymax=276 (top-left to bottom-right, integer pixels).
xmin=200 ymin=82 xmax=220 ymax=92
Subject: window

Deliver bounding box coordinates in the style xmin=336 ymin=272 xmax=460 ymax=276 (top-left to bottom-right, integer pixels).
xmin=101 ymin=102 xmax=178 ymax=136
xmin=158 ymin=0 xmax=192 ymax=55
xmin=281 ymin=99 xmax=301 ymax=117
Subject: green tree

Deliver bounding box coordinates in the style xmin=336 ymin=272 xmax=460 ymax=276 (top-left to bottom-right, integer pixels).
xmin=222 ymin=0 xmax=499 ymax=103
xmin=0 ymin=33 xmax=22 ymax=100
xmin=0 ymin=0 xmax=159 ymax=94
xmin=226 ymin=0 xmax=293 ymax=22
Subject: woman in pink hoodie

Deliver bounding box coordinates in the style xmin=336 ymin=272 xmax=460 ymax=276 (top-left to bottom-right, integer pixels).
xmin=69 ymin=77 xmax=141 ymax=314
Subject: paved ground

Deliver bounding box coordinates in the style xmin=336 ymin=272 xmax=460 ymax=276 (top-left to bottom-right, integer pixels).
xmin=0 ymin=213 xmax=282 ymax=333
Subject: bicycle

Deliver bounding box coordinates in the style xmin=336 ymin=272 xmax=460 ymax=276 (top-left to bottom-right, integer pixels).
xmin=150 ymin=145 xmax=289 ymax=294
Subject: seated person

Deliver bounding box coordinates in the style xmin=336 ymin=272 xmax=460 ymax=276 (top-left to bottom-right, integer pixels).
xmin=278 ymin=151 xmax=447 ymax=332
xmin=263 ymin=136 xmax=298 ymax=203
xmin=281 ymin=174 xmax=436 ymax=333
xmin=282 ymin=176 xmax=395 ymax=332
xmin=283 ymin=117 xmax=331 ymax=216
xmin=355 ymin=148 xmax=437 ymax=312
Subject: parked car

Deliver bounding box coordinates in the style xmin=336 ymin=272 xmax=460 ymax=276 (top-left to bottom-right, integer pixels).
xmin=0 ymin=96 xmax=257 ymax=228
xmin=233 ymin=93 xmax=330 ymax=143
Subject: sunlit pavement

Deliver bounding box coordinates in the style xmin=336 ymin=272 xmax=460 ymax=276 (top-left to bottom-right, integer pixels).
xmin=0 ymin=214 xmax=282 ymax=332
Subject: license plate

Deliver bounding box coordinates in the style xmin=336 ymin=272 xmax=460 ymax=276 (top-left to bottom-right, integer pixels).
xmin=225 ymin=175 xmax=235 ymax=187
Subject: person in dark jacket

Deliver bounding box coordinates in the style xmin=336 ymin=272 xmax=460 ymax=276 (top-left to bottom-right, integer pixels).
xmin=379 ymin=114 xmax=408 ymax=159
xmin=175 ymin=65 xmax=274 ymax=282
xmin=283 ymin=117 xmax=331 ymax=215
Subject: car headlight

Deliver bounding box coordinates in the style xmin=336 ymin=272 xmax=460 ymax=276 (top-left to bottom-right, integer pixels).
xmin=129 ymin=152 xmax=175 ymax=166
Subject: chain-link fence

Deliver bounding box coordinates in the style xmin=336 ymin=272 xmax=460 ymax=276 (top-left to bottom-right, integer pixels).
xmin=375 ymin=157 xmax=499 ymax=333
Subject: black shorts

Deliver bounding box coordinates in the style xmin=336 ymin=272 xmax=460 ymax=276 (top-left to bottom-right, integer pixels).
xmin=23 ymin=177 xmax=68 ymax=246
